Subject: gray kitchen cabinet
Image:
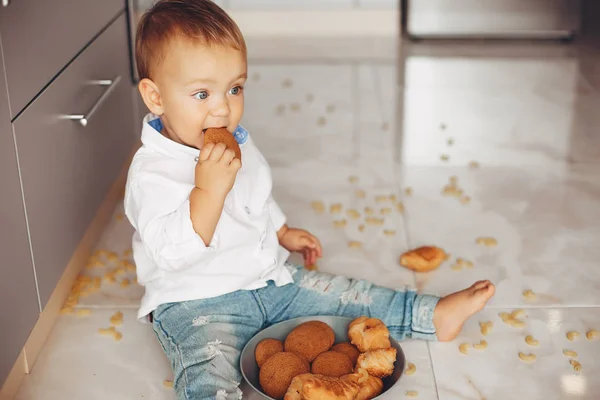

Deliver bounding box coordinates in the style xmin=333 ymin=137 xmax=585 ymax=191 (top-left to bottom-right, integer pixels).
xmin=0 ymin=44 xmax=40 ymax=388
xmin=0 ymin=0 xmax=124 ymax=118
xmin=12 ymin=13 xmax=135 ymax=308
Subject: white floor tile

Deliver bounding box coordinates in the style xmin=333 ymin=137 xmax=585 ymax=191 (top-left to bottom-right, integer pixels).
xmin=429 ymin=308 xmax=600 ymax=400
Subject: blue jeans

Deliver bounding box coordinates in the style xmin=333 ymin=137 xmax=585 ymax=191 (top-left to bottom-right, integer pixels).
xmin=151 ymin=266 xmax=440 ymax=400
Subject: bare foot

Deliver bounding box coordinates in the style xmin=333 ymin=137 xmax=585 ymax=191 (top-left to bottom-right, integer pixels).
xmin=433 ymin=280 xmax=495 ymax=341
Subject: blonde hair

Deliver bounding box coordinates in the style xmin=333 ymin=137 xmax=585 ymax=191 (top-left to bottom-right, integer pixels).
xmin=135 ymin=0 xmax=247 ymax=80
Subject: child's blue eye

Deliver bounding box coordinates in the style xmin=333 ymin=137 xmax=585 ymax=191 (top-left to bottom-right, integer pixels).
xmin=194 ymin=91 xmax=208 ymax=100
xmin=229 ymin=86 xmax=243 ymax=95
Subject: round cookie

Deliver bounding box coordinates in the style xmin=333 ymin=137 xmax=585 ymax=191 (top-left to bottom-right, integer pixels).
xmin=303 ymin=321 xmax=336 ymax=345
xmin=255 ymin=338 xmax=284 ymax=368
xmin=331 ymin=342 xmax=361 ymax=366
xmin=311 ymin=351 xmax=354 ymax=377
xmin=203 ymin=127 xmax=242 ymax=162
xmin=259 ymin=352 xmax=310 ymax=399
xmin=284 ymin=322 xmax=335 ymax=362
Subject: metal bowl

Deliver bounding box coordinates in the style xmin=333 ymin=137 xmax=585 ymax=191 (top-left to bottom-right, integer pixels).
xmin=240 ymin=316 xmax=405 ymax=399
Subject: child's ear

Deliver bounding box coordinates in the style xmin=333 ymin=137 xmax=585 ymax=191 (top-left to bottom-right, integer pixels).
xmin=138 ymin=78 xmax=164 ymax=115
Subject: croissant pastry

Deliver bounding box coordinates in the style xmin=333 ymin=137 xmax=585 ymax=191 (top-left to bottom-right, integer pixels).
xmin=399 ymin=246 xmax=446 ymax=272
xmin=348 ymin=317 xmax=391 ymax=353
xmin=284 ymin=369 xmax=383 ymax=400
xmin=355 ymin=348 xmax=397 ymax=378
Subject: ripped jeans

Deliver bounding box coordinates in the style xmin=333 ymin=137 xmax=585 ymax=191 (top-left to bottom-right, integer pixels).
xmin=151 ymin=266 xmax=440 ymax=400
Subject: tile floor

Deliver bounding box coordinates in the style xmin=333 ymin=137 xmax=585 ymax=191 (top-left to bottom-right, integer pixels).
xmin=14 ymin=33 xmax=600 ymax=399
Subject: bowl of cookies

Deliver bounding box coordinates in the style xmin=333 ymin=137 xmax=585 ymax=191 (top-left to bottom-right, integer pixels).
xmin=240 ymin=315 xmax=405 ymax=399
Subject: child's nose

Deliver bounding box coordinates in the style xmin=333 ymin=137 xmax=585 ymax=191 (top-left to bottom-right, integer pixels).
xmin=211 ymin=97 xmax=230 ymax=118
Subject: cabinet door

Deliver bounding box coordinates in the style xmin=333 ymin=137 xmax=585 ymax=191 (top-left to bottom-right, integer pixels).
xmin=0 ymin=0 xmax=124 ymax=117
xmin=0 ymin=43 xmax=40 ymax=388
xmin=13 ymin=13 xmax=135 ymax=308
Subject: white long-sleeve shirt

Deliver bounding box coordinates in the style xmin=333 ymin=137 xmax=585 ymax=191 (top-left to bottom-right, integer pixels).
xmin=125 ymin=114 xmax=294 ymax=320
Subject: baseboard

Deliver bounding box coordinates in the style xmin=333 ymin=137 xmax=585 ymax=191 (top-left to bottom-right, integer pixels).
xmin=0 ymin=144 xmax=138 ymax=400
xmin=228 ymin=9 xmax=399 ymax=38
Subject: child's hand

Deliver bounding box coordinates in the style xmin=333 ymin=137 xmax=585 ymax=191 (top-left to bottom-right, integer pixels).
xmin=194 ymin=143 xmax=241 ymax=199
xmin=278 ymin=226 xmax=322 ymax=267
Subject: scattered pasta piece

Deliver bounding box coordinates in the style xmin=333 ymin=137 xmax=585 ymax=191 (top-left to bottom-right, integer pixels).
xmin=346 ymin=209 xmax=361 ymax=220
xmin=523 ymin=290 xmax=536 ymax=300
xmin=76 ymin=309 xmax=92 ymax=317
xmin=525 ymin=335 xmax=539 ymax=346
xmin=570 ymin=359 xmax=582 ymax=372
xmin=110 ymin=311 xmax=124 ymax=326
xmin=396 ymin=202 xmax=405 ymax=213
xmin=333 ymin=220 xmax=348 ymax=229
xmin=586 ymin=329 xmax=598 ymax=340
xmin=330 ymin=203 xmax=343 ymax=214
xmin=476 ymin=237 xmax=497 ymax=247
xmin=473 ymin=340 xmax=488 ymax=350
xmin=518 ymin=352 xmax=536 ymax=363
xmin=311 ymin=201 xmax=325 ymax=213
xmin=365 ymin=217 xmax=384 ymax=226
xmin=563 ymin=349 xmax=577 ymax=358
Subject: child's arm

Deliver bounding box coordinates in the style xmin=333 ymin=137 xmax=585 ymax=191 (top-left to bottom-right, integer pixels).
xmin=125 ymin=143 xmax=240 ymax=272
xmin=190 ymin=142 xmax=241 ymax=246
xmin=189 ymin=187 xmax=225 ymax=246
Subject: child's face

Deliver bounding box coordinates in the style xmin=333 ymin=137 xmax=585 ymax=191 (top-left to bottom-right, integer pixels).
xmin=141 ymin=37 xmax=247 ymax=149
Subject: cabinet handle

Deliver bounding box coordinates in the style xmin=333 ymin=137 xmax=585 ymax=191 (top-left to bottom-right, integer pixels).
xmin=60 ymin=76 xmax=122 ymax=127
xmin=2 ymin=0 xmax=9 ymax=7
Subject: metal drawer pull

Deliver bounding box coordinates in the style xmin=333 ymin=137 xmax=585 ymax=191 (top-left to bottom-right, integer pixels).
xmin=61 ymin=76 xmax=122 ymax=127
xmin=2 ymin=0 xmax=9 ymax=7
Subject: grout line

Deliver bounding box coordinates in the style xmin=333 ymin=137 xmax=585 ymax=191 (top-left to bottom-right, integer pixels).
xmin=367 ymin=62 xmax=416 ymax=287
xmin=483 ymin=304 xmax=600 ymax=310
xmin=369 ymin=64 xmax=387 ymax=123
xmin=426 ymin=342 xmax=442 ymax=400
xmin=351 ymin=63 xmax=359 ymax=161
